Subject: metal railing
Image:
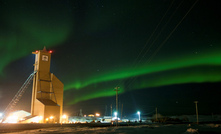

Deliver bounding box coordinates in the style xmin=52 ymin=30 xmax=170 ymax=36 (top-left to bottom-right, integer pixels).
xmin=0 ymin=71 xmax=37 ymax=123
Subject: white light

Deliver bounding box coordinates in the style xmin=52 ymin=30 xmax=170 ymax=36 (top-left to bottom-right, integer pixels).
xmin=112 ymin=117 xmax=120 ymax=120
xmin=114 ymin=112 xmax=117 ymax=117
xmin=32 ymin=116 xmax=43 ymax=123
xmin=6 ymin=115 xmax=18 ymax=123
xmin=137 ymin=111 xmax=141 ymax=121
xmin=62 ymin=115 xmax=67 ymax=119
xmin=0 ymin=113 xmax=3 ymax=117
xmin=39 ymin=116 xmax=43 ymax=120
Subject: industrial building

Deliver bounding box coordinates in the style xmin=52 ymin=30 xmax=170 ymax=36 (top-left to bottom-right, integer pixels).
xmin=31 ymin=47 xmax=64 ymax=123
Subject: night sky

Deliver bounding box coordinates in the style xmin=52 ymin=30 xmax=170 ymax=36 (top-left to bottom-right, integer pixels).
xmin=0 ymin=0 xmax=221 ymax=117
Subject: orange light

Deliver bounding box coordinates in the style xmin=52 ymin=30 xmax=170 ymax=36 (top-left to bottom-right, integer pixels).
xmin=36 ymin=50 xmax=39 ymax=53
xmin=95 ymin=113 xmax=100 ymax=117
xmin=49 ymin=50 xmax=53 ymax=53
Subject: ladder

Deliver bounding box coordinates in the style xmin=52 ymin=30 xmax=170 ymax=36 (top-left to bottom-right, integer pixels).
xmin=1 ymin=71 xmax=37 ymax=123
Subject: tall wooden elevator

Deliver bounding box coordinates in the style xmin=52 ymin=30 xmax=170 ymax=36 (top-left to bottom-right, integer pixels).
xmin=31 ymin=47 xmax=63 ymax=123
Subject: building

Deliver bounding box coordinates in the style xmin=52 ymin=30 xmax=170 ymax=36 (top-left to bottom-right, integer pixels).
xmin=31 ymin=47 xmax=64 ymax=123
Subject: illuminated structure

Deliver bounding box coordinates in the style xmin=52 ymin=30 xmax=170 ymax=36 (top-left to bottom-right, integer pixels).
xmin=31 ymin=47 xmax=63 ymax=123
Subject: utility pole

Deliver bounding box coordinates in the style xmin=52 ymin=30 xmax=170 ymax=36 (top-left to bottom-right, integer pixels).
xmin=121 ymin=104 xmax=123 ymax=120
xmin=79 ymin=109 xmax=83 ymax=117
xmin=156 ymin=107 xmax=158 ymax=122
xmin=110 ymin=104 xmax=112 ymax=122
xmin=114 ymin=86 xmax=120 ymax=126
xmin=194 ymin=101 xmax=199 ymax=124
xmin=105 ymin=105 xmax=107 ymax=116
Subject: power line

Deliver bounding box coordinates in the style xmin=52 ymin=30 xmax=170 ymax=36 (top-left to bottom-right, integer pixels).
xmin=133 ymin=0 xmax=176 ymax=66
xmin=124 ymin=0 xmax=199 ymax=89
xmin=126 ymin=0 xmax=185 ymax=88
xmin=115 ymin=0 xmax=177 ymax=88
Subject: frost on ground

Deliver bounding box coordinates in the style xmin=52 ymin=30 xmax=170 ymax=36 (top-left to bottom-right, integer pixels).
xmin=4 ymin=124 xmax=221 ymax=134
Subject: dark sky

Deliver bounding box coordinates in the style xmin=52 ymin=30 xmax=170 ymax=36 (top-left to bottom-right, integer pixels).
xmin=0 ymin=0 xmax=221 ymax=117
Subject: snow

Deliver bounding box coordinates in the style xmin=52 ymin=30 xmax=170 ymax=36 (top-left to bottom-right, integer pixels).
xmin=185 ymin=128 xmax=198 ymax=133
xmin=3 ymin=124 xmax=221 ymax=134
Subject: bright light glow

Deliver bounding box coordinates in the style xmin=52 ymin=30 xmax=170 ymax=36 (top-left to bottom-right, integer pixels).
xmin=95 ymin=113 xmax=100 ymax=117
xmin=39 ymin=116 xmax=43 ymax=120
xmin=62 ymin=115 xmax=67 ymax=119
xmin=50 ymin=116 xmax=54 ymax=119
xmin=35 ymin=50 xmax=39 ymax=53
xmin=49 ymin=50 xmax=53 ymax=53
xmin=114 ymin=112 xmax=117 ymax=117
xmin=137 ymin=111 xmax=141 ymax=121
xmin=0 ymin=113 xmax=2 ymax=117
xmin=6 ymin=115 xmax=18 ymax=123
xmin=32 ymin=116 xmax=43 ymax=123
xmin=46 ymin=118 xmax=49 ymax=121
xmin=62 ymin=115 xmax=67 ymax=123
xmin=112 ymin=117 xmax=120 ymax=120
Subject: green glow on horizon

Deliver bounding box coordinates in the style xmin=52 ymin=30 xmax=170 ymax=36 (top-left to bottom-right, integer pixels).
xmin=68 ymin=87 xmax=124 ymax=104
xmin=64 ymin=51 xmax=221 ymax=91
xmin=132 ymin=65 xmax=221 ymax=90
xmin=65 ymin=51 xmax=221 ymax=104
xmin=67 ymin=65 xmax=221 ymax=105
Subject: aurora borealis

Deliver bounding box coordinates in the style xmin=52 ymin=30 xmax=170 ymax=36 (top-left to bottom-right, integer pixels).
xmin=0 ymin=0 xmax=221 ymax=115
xmin=0 ymin=0 xmax=72 ymax=76
xmin=64 ymin=51 xmax=221 ymax=91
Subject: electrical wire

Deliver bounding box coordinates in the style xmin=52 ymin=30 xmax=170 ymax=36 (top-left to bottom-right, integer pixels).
xmin=124 ymin=0 xmax=199 ymax=89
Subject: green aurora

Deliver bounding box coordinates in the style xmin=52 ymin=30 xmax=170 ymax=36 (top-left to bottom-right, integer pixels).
xmin=64 ymin=51 xmax=221 ymax=90
xmin=67 ymin=64 xmax=221 ymax=104
xmin=0 ymin=1 xmax=72 ymax=76
xmin=64 ymin=50 xmax=221 ymax=104
xmin=68 ymin=87 xmax=124 ymax=105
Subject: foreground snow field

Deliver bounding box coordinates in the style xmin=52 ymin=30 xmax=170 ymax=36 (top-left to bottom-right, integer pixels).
xmin=3 ymin=124 xmax=221 ymax=134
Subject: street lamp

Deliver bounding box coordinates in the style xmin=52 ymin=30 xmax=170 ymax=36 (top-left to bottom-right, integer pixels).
xmin=137 ymin=111 xmax=141 ymax=121
xmin=114 ymin=112 xmax=117 ymax=118
xmin=95 ymin=113 xmax=100 ymax=117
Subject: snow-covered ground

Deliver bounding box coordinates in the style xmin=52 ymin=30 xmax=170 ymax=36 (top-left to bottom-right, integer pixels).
xmin=4 ymin=124 xmax=221 ymax=134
